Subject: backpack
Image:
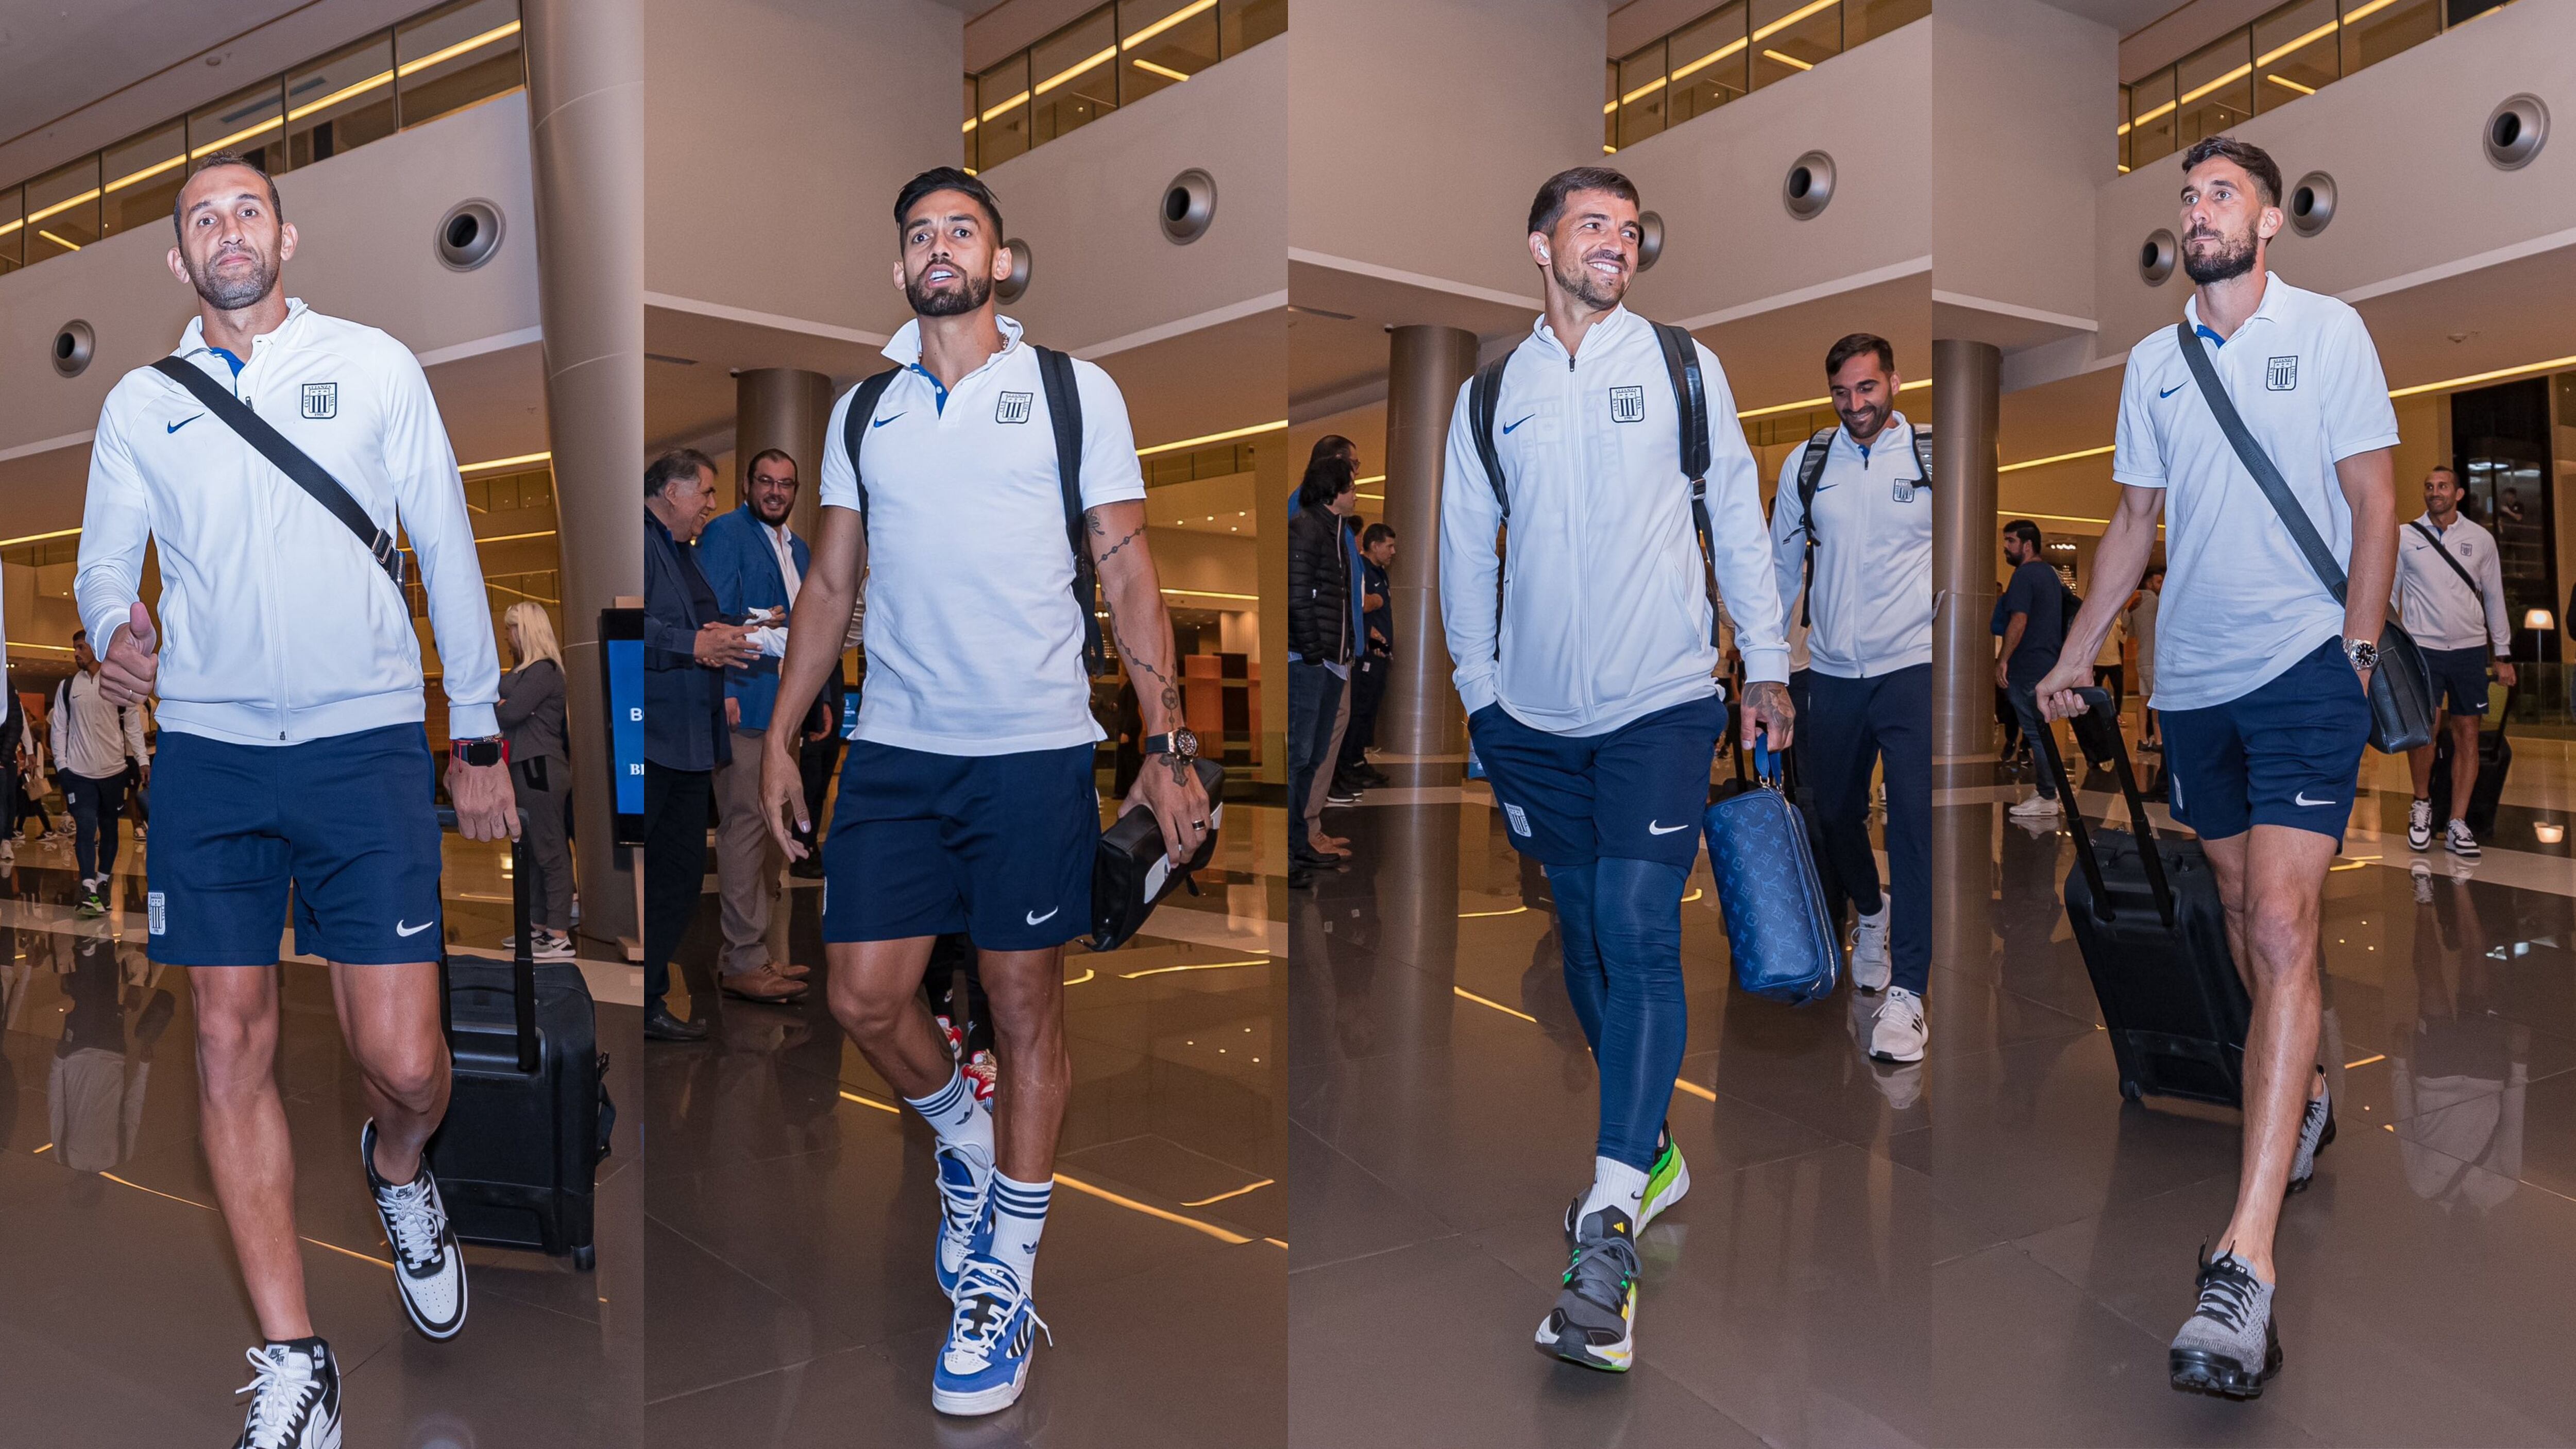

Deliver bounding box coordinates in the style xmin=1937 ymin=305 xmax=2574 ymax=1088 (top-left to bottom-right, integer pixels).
xmin=839 ymin=344 xmax=1104 ymax=674
xmin=1466 ymin=320 xmax=1725 ymax=647
xmin=1789 ymin=422 xmax=1934 ymax=628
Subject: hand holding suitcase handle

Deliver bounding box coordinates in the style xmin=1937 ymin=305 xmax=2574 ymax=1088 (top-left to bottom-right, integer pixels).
xmin=2029 ymin=687 xmax=2176 ymax=930
xmin=435 ymin=806 xmax=540 ymax=1073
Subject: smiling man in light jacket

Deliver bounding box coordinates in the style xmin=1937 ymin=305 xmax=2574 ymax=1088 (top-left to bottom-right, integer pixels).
xmin=1440 ymin=166 xmax=1793 ymax=1377
xmin=76 ymin=151 xmax=518 ymax=1449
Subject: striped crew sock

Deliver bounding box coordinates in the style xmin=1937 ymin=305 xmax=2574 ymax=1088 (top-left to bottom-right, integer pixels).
xmin=903 ymin=1067 xmax=993 ymax=1158
xmin=987 ymin=1172 xmax=1053 ymax=1288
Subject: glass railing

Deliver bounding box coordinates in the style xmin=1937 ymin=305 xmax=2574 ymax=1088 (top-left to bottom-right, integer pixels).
xmin=2119 ymin=0 xmax=2514 ymax=173
xmin=0 ymin=0 xmax=523 ymax=278
xmin=963 ymin=0 xmax=1286 ymax=173
xmin=1604 ymin=0 xmax=1928 ymax=153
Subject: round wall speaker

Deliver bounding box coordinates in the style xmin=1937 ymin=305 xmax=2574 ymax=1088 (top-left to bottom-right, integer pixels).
xmin=2139 ymin=229 xmax=2178 ymax=286
xmin=2286 ymin=172 xmax=2335 ymax=236
xmin=1783 ymin=151 xmax=1835 ymax=220
xmin=2485 ymin=94 xmax=2548 ymax=170
xmin=996 ymin=238 xmax=1034 ymax=303
xmin=1636 ymin=211 xmax=1665 ymax=271
xmin=52 ymin=319 xmax=95 ymax=378
xmin=1160 ymin=169 xmax=1217 ymax=244
xmin=435 ymin=199 xmax=504 ymax=270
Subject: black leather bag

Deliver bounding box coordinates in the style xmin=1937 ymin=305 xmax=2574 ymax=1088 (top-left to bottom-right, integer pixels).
xmin=1090 ymin=756 xmax=1226 ymax=951
xmin=2172 ymin=321 xmax=2432 ymax=753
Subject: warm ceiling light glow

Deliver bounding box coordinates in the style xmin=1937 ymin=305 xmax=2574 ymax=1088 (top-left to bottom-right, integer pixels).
xmin=2257 ymin=21 xmax=2339 ymax=66
xmin=2129 ymin=98 xmax=2178 ymax=128
xmin=1134 ymin=57 xmax=1192 ymax=81
xmin=1134 ymin=419 xmax=1286 ymax=456
xmin=1123 ymin=0 xmax=1217 ymax=50
xmin=1620 ymin=75 xmax=1670 ymax=104
xmin=1033 ymin=45 xmax=1116 ymax=97
xmin=1999 ymin=445 xmax=2115 ymax=473
xmin=458 ymin=450 xmax=552 ymax=474
xmin=2263 ymin=73 xmax=2316 ymax=95
xmin=289 ymin=70 xmax=396 ymax=122
xmin=1762 ymin=49 xmax=1814 ymax=72
xmin=961 ymin=115 xmax=977 ymax=133
xmin=2176 ymin=62 xmax=2252 ymax=108
xmin=1161 ymin=588 xmax=1258 ymax=601
xmin=0 ymin=527 xmax=83 ymax=548
xmin=1671 ymin=37 xmax=1750 ymax=81
xmin=2537 ymin=822 xmax=2567 ymax=845
xmin=26 ymin=186 xmax=103 ymax=225
xmin=1453 ymin=985 xmax=1536 ymax=1022
xmin=1736 ymin=377 xmax=1930 ymax=421
xmin=980 ymin=90 xmax=1030 ymax=122
xmin=37 ymin=230 xmax=82 ymax=252
xmin=104 ymin=152 xmax=187 ymax=195
xmin=2340 ymin=0 xmax=2400 ymax=23
xmin=395 ymin=20 xmax=521 ymax=78
xmin=1752 ymin=0 xmax=1839 ymax=42
xmin=2389 ymin=354 xmax=2576 ymax=398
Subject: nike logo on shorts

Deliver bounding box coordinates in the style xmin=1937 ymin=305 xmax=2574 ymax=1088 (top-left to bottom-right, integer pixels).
xmin=1025 ymin=906 xmax=1059 ymax=926
xmin=1647 ymin=821 xmax=1689 ymax=835
xmin=2294 ymin=791 xmax=2333 ymax=807
xmin=396 ymin=919 xmax=433 ymax=937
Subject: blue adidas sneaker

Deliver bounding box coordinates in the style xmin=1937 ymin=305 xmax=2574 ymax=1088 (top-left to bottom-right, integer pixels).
xmin=931 ymin=1255 xmax=1052 ymax=1416
xmin=932 ymin=1137 xmax=996 ymax=1300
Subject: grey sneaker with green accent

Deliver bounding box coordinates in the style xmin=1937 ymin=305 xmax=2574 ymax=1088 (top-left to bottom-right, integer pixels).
xmin=1536 ymin=1201 xmax=1640 ymax=1372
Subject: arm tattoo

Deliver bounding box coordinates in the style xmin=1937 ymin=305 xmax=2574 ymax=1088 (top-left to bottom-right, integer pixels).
xmin=1094 ymin=525 xmax=1145 ymax=568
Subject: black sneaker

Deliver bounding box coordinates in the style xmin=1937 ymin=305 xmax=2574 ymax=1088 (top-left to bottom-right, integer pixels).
xmin=232 ymin=1338 xmax=341 ymax=1448
xmin=2168 ymin=1248 xmax=2281 ymax=1399
xmin=362 ymin=1120 xmax=467 ymax=1340
xmin=2286 ymin=1072 xmax=2334 ymax=1195
xmin=1326 ymin=785 xmax=1360 ymax=806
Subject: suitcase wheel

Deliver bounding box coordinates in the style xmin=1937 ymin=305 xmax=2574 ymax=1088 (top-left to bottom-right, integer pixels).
xmin=2120 ymin=1078 xmax=2143 ymax=1102
xmin=574 ymin=1244 xmax=596 ymax=1272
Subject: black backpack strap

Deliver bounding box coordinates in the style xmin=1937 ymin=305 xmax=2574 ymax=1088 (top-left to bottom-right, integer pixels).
xmin=2172 ymin=321 xmax=2348 ymax=604
xmin=1651 ymin=321 xmax=1722 ymax=646
xmin=2408 ymin=520 xmax=2487 ymax=610
xmin=1032 ymin=345 xmax=1106 ymax=676
xmin=1792 ymin=425 xmax=1837 ymax=630
xmin=837 ymin=368 xmax=903 ymax=540
xmin=1468 ymin=353 xmax=1512 ymax=518
xmin=1909 ymin=423 xmax=1935 ymax=485
xmin=149 ymin=356 xmax=403 ymax=585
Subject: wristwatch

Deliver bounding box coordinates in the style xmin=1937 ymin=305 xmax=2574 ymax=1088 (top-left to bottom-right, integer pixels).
xmin=450 ymin=736 xmax=509 ymax=769
xmin=2343 ymin=638 xmax=2380 ymax=671
xmin=1141 ymin=728 xmax=1200 ymax=760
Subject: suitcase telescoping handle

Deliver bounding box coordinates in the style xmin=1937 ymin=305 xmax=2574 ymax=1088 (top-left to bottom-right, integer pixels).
xmin=2030 ymin=686 xmax=2176 ymax=930
xmin=433 ymin=806 xmax=539 ymax=1075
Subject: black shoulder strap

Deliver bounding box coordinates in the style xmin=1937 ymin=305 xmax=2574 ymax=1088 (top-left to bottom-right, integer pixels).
xmin=2408 ymin=520 xmax=2485 ymax=604
xmin=1910 ymin=423 xmax=1935 ymax=484
xmin=1792 ymin=426 xmax=1838 ymax=630
xmin=837 ymin=367 xmax=903 ymax=537
xmin=1032 ymin=345 xmax=1106 ymax=676
xmin=149 ymin=356 xmax=404 ymax=584
xmin=1468 ymin=353 xmax=1511 ymax=518
xmin=2173 ymin=321 xmax=2348 ymax=605
xmin=1651 ymin=321 xmax=1722 ymax=646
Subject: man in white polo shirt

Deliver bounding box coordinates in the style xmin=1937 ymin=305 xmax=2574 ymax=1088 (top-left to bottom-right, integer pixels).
xmin=52 ymin=626 xmax=149 ymax=919
xmin=2393 ymin=464 xmax=2514 ymax=858
xmin=1769 ymin=332 xmax=1932 ymax=1065
xmin=2036 ymin=134 xmax=2396 ymax=1403
xmin=78 ymin=151 xmax=517 ymax=1448
xmin=760 ymin=167 xmax=1206 ymax=1418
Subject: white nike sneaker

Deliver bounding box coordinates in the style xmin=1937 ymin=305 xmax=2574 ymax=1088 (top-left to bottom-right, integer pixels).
xmin=2444 ymin=818 xmax=2480 ymax=861
xmin=1849 ymin=905 xmax=1891 ymax=994
xmin=2406 ymin=797 xmax=2432 ymax=851
xmin=363 ymin=1121 xmax=468 ymax=1340
xmin=2007 ymin=792 xmax=2062 ymax=819
xmin=1869 ymin=987 xmax=1926 ymax=1064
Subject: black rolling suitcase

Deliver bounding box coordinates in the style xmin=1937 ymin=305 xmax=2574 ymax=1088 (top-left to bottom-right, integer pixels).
xmin=2036 ymin=687 xmax=2250 ymax=1107
xmin=2426 ymin=684 xmax=2513 ymax=839
xmin=425 ymin=809 xmax=615 ymax=1269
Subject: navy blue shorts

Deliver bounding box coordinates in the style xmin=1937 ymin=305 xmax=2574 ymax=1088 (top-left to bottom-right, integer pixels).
xmin=821 ymin=740 xmax=1096 ymax=950
xmin=149 ymin=724 xmax=446 ymax=966
xmin=1465 ymin=694 xmax=1726 ymax=868
xmin=2162 ymin=639 xmax=2370 ymax=844
xmin=2419 ymin=644 xmax=2490 ymax=716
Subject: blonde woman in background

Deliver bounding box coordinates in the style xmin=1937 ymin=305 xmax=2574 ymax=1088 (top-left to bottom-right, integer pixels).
xmin=496 ymin=602 xmax=575 ymax=959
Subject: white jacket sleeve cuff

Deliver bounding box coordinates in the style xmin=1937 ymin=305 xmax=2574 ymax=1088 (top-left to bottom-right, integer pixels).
xmin=448 ymin=704 xmax=502 ymax=741
xmin=1739 ymin=649 xmax=1791 ymax=686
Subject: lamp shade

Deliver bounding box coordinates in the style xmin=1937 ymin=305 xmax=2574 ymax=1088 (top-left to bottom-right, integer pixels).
xmin=2525 ymin=608 xmax=2556 ymax=632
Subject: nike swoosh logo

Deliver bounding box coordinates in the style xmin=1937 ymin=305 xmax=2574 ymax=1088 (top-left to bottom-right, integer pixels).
xmin=872 ymin=412 xmax=905 ymax=429
xmin=1647 ymin=821 xmax=1689 ymax=836
xmin=2293 ymin=791 xmax=2333 ymax=807
xmin=1811 ymin=481 xmax=1838 ymax=491
xmin=396 ymin=919 xmax=433 ymax=937
xmin=1025 ymin=906 xmax=1059 ymax=926
xmin=1501 ymin=414 xmax=1535 ymax=434
xmin=2159 ymin=383 xmax=2186 ymax=399
xmin=167 ymin=415 xmax=202 ymax=433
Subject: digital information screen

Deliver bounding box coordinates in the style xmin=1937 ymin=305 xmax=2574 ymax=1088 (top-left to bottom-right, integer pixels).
xmin=600 ymin=608 xmax=645 ymax=845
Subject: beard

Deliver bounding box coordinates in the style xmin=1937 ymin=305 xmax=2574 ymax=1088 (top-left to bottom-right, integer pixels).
xmin=2181 ymin=223 xmax=2258 ymax=285
xmin=752 ymin=495 xmax=793 ymax=525
xmin=1550 ymin=248 xmax=1626 ymax=311
xmin=185 ymin=246 xmax=277 ymax=311
xmin=1839 ymin=401 xmax=1891 ymax=441
xmin=906 ymin=264 xmax=992 ymax=318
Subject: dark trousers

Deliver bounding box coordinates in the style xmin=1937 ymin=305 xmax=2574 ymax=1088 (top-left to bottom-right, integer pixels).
xmin=796 ymin=731 xmax=842 ymax=862
xmin=1803 ymin=666 xmax=1932 ymax=996
xmin=1337 ymin=653 xmax=1390 ymax=776
xmin=643 ymin=761 xmax=714 ymax=1013
xmin=2008 ymin=683 xmax=2059 ymax=798
xmin=1285 ymin=661 xmax=1345 ymax=856
xmin=2098 ymin=663 xmax=2125 ymax=719
xmin=63 ymin=768 xmax=129 ymax=889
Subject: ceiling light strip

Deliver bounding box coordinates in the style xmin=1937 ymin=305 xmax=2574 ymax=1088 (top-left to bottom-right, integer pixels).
xmin=1136 ymin=419 xmax=1286 ymax=456
xmin=1123 ymin=0 xmax=1217 ymax=50
xmin=2388 ymin=353 xmax=2576 ymax=398
xmin=457 ymin=450 xmax=552 ymax=474
xmin=1762 ymin=49 xmax=1814 ymax=72
xmin=2256 ymin=20 xmax=2338 ymax=67
xmin=2176 ymin=62 xmax=2252 ymax=107
xmin=1736 ymin=377 xmax=1931 ymax=421
xmin=1998 ymin=444 xmax=2114 ymax=473
xmin=1671 ymin=36 xmax=1750 ymax=81
xmin=1033 ymin=45 xmax=1116 ymax=97
xmin=395 ymin=20 xmax=522 ymax=78
xmin=1134 ymin=57 xmax=1192 ymax=81
xmin=1752 ymin=0 xmax=1839 ymax=42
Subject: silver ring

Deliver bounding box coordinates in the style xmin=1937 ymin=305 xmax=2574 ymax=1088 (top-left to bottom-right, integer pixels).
xmin=1193 ymin=819 xmax=1209 ymax=829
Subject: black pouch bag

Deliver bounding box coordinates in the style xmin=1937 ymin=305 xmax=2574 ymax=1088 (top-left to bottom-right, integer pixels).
xmin=1091 ymin=757 xmax=1226 ymax=951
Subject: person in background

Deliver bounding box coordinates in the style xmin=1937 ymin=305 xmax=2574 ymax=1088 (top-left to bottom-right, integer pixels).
xmin=123 ymin=699 xmax=153 ymax=843
xmin=18 ymin=697 xmax=56 ymax=845
xmin=2095 ymin=601 xmax=2128 ymax=721
xmin=2132 ymin=564 xmax=2164 ymax=751
xmin=51 ymin=628 xmax=149 ymax=919
xmin=643 ymin=448 xmax=761 ymax=1043
xmin=1286 ymin=452 xmax=1357 ymax=884
xmin=2393 ymin=465 xmax=2514 ymax=859
xmin=1300 ymin=435 xmax=1365 ymax=837
xmin=1335 ymin=522 xmax=1397 ymax=795
xmin=496 ymin=602 xmax=576 ymax=960
xmin=1995 ymin=519 xmax=2069 ymax=816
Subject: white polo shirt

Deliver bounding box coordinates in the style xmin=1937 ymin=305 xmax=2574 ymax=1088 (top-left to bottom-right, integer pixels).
xmin=1768 ymin=413 xmax=1933 ymax=679
xmin=2392 ymin=512 xmax=2511 ymax=654
xmin=2112 ymin=274 xmax=2398 ymax=712
xmin=819 ymin=316 xmax=1147 ymax=756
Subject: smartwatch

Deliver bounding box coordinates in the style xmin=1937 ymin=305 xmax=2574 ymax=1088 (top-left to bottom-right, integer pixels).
xmin=2343 ymin=638 xmax=2380 ymax=672
xmin=1141 ymin=728 xmax=1200 ymax=760
xmin=451 ymin=736 xmax=509 ymax=769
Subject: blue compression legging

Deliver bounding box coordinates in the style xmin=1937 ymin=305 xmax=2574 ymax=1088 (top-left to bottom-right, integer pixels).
xmin=1545 ymin=856 xmax=1691 ymax=1171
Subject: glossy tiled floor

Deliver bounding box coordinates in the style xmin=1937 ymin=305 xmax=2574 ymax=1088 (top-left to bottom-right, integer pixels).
xmin=0 ymin=821 xmax=645 ymax=1445
xmin=643 ymin=793 xmax=1286 ymax=1448
xmin=1291 ymin=743 xmax=2576 ymax=1447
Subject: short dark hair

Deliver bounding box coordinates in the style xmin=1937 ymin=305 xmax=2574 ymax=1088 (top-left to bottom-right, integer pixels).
xmin=71 ymin=629 xmax=87 ymax=644
xmin=1310 ymin=434 xmax=1358 ymax=465
xmin=646 ymin=448 xmax=717 ymax=500
xmin=2003 ymin=519 xmax=2044 ymax=550
xmin=1528 ymin=167 xmax=1639 ymax=237
xmin=894 ymin=166 xmax=1004 ymax=238
xmin=744 ymin=447 xmax=798 ymax=482
xmin=1299 ymin=454 xmax=1355 ymax=512
xmin=2180 ymin=135 xmax=2281 ymax=207
xmin=1825 ymin=333 xmax=1896 ymax=379
xmin=2144 ymin=562 xmax=2167 ymax=580
xmin=1362 ymin=523 xmax=1395 ymax=549
xmin=172 ymin=151 xmax=282 ymax=242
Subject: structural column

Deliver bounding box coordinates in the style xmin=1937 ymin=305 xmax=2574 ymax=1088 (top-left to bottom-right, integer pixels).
xmin=1930 ymin=338 xmax=2001 ymax=761
xmin=1378 ymin=325 xmax=1479 ymax=759
xmin=523 ymin=0 xmax=643 ymax=954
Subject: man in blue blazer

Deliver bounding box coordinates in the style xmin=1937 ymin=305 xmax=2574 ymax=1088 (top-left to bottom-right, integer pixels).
xmin=697 ymin=448 xmax=814 ymax=1003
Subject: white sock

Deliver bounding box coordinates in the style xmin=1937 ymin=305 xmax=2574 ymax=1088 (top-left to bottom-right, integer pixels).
xmin=1579 ymin=1155 xmax=1651 ymax=1225
xmin=902 ymin=1068 xmax=992 ymax=1161
xmin=987 ymin=1172 xmax=1052 ymax=1288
